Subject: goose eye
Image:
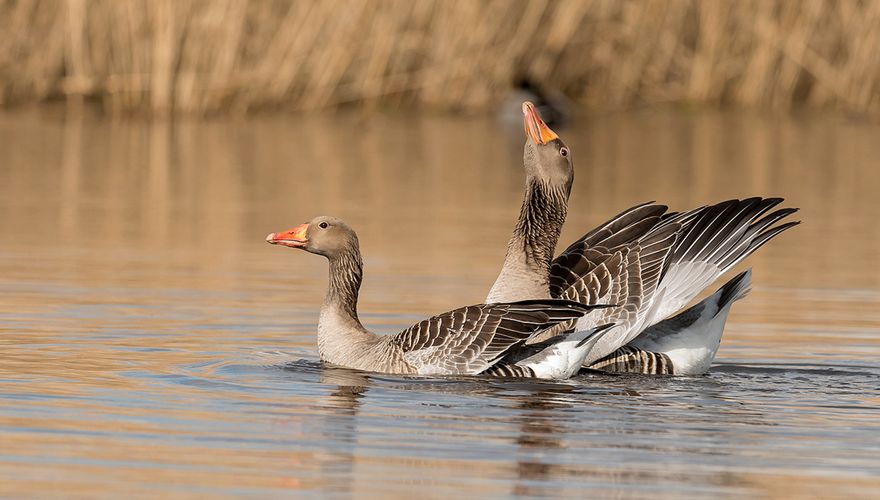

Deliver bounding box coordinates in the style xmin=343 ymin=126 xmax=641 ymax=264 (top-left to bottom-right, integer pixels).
xmin=559 ymin=147 xmax=569 ymax=157
xmin=319 ymin=222 xmax=328 ymax=229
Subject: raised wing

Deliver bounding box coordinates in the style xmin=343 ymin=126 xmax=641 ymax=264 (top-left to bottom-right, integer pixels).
xmin=553 ymin=202 xmax=669 ymax=261
xmin=542 ymin=215 xmax=679 ymax=360
xmin=648 ymin=198 xmax=799 ymax=323
xmin=547 ymin=198 xmax=797 ymax=364
xmin=388 ymin=300 xmax=599 ymax=375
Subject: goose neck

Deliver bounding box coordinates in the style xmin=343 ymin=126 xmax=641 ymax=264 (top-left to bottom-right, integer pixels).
xmin=511 ymin=179 xmax=568 ymax=271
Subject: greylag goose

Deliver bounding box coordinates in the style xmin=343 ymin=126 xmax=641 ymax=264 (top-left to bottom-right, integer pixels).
xmin=266 ymin=216 xmax=614 ymax=379
xmin=487 ymin=102 xmax=800 ymax=375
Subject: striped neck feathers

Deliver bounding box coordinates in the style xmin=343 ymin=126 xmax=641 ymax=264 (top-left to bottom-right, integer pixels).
xmin=511 ymin=179 xmax=568 ymax=272
xmin=324 ymin=247 xmax=365 ymax=326
xmin=317 ymin=246 xmax=378 ymax=364
xmin=488 ymin=179 xmax=569 ymax=302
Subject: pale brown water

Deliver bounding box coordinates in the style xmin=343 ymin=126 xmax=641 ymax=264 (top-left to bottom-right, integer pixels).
xmin=1 ymin=108 xmax=879 ymax=498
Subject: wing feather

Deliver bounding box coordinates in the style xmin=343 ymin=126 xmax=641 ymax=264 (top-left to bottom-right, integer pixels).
xmin=650 ymin=199 xmax=799 ymax=321
xmin=391 ymin=300 xmax=598 ymax=375
xmin=546 ymin=198 xmax=798 ymax=363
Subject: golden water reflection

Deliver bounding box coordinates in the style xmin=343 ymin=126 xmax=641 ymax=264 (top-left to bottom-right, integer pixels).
xmin=0 ymin=108 xmax=878 ymax=497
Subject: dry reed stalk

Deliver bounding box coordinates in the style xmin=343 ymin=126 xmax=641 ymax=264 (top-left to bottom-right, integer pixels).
xmin=2 ymin=0 xmax=880 ymax=116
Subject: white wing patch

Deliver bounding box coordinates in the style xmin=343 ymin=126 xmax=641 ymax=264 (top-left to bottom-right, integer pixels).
xmin=650 ymin=261 xmax=721 ymax=323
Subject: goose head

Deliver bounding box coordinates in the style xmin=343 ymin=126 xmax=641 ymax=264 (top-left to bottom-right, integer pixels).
xmin=522 ymin=101 xmax=573 ymax=193
xmin=266 ymin=216 xmax=359 ymax=258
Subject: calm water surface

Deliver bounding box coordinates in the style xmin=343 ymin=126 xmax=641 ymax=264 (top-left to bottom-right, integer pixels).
xmin=1 ymin=109 xmax=879 ymax=498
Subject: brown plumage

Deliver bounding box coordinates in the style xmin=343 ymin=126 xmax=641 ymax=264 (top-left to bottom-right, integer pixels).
xmin=488 ymin=102 xmax=800 ymax=373
xmin=267 ymin=216 xmax=606 ymax=377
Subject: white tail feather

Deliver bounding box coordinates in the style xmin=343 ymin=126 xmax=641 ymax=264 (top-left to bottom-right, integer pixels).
xmin=519 ymin=324 xmax=615 ymax=379
xmin=629 ymin=269 xmax=753 ymax=375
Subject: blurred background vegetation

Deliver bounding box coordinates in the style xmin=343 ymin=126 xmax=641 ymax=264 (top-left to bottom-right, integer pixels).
xmin=2 ymin=0 xmax=879 ymax=116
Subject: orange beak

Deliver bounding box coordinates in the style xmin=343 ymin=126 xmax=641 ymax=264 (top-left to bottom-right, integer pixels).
xmin=522 ymin=101 xmax=559 ymax=145
xmin=266 ymin=223 xmax=309 ymax=248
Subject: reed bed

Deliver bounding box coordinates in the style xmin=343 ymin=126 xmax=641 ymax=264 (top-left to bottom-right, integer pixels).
xmin=2 ymin=0 xmax=880 ymax=115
